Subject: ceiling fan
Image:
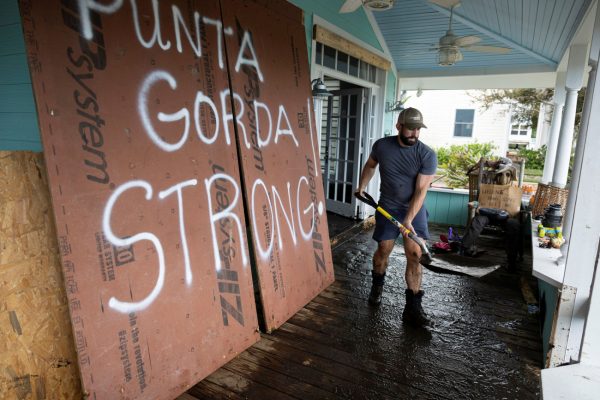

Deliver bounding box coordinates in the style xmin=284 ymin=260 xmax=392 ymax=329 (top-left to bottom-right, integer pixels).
xmin=429 ymin=0 xmax=511 ymax=66
xmin=339 ymin=0 xmax=395 ymax=14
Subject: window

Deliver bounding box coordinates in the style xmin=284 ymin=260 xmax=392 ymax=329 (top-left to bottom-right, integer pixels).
xmin=314 ymin=42 xmax=380 ymax=83
xmin=510 ymin=116 xmax=530 ymax=137
xmin=454 ymin=109 xmax=474 ymax=137
xmin=511 ymin=125 xmax=528 ymax=136
xmin=323 ymin=45 xmax=336 ymax=69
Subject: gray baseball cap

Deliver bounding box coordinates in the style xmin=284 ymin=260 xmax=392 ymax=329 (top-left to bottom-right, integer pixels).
xmin=398 ymin=107 xmax=427 ymax=129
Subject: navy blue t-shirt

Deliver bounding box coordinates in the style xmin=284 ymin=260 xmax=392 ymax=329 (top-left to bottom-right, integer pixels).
xmin=370 ymin=136 xmax=437 ymax=209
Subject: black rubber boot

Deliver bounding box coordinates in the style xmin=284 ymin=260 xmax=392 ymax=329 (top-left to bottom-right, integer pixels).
xmin=402 ymin=289 xmax=433 ymax=327
xmin=368 ymin=271 xmax=385 ymax=306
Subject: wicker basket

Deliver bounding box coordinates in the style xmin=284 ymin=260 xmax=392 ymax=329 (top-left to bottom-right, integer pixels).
xmin=531 ymin=183 xmax=569 ymax=218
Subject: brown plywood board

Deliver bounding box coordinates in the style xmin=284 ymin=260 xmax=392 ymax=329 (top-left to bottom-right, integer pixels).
xmin=222 ymin=0 xmax=335 ymax=331
xmin=0 ymin=151 xmax=82 ymax=399
xmin=20 ymin=1 xmax=259 ymax=398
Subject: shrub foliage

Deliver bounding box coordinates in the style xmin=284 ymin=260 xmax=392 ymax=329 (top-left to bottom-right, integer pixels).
xmin=517 ymin=145 xmax=546 ymax=170
xmin=435 ymin=143 xmax=497 ymax=188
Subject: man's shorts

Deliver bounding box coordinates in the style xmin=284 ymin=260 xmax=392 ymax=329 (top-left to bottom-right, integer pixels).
xmin=372 ymin=206 xmax=430 ymax=242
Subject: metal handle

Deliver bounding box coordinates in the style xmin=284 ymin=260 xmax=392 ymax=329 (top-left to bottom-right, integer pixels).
xmin=354 ymin=191 xmax=377 ymax=208
xmin=354 ymin=191 xmax=433 ymax=265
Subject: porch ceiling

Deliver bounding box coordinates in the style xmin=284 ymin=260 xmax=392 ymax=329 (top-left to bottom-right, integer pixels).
xmin=371 ymin=0 xmax=594 ymax=79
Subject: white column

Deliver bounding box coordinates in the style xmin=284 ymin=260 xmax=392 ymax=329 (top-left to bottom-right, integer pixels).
xmin=550 ymin=88 xmax=578 ymax=187
xmin=534 ymin=102 xmax=546 ymax=148
xmin=563 ymin=64 xmax=597 ymax=239
xmin=551 ymin=45 xmax=588 ymax=187
xmin=563 ymin=6 xmax=600 ymax=242
xmin=560 ymin=50 xmax=600 ymax=363
xmin=554 ymin=8 xmax=600 ymax=364
xmin=541 ymin=73 xmax=565 ymax=183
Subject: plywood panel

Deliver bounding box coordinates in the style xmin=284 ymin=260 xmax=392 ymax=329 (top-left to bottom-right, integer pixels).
xmin=222 ymin=0 xmax=335 ymax=331
xmin=20 ymin=1 xmax=259 ymax=398
xmin=0 ymin=151 xmax=82 ymax=399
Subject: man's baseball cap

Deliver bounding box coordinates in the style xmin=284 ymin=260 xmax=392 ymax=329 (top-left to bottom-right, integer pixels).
xmin=398 ymin=107 xmax=427 ymax=129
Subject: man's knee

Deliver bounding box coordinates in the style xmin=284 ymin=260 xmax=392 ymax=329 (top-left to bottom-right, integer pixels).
xmin=404 ymin=239 xmax=421 ymax=262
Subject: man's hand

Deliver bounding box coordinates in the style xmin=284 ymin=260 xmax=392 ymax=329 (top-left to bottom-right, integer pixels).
xmin=354 ymin=187 xmax=365 ymax=197
xmin=402 ymin=219 xmax=415 ymax=239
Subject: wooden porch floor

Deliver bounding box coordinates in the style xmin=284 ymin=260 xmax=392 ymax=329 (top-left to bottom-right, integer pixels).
xmin=182 ymin=223 xmax=542 ymax=399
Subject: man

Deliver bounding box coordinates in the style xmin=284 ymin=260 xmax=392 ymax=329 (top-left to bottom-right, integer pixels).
xmin=355 ymin=107 xmax=437 ymax=327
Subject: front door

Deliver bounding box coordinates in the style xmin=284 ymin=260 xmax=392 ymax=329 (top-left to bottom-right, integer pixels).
xmin=322 ymin=88 xmax=364 ymax=217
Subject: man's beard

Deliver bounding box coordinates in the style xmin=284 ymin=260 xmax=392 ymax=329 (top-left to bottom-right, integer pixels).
xmin=399 ymin=134 xmax=417 ymax=146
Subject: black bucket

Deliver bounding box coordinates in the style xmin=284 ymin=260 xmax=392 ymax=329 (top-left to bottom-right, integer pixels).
xmin=542 ymin=204 xmax=563 ymax=228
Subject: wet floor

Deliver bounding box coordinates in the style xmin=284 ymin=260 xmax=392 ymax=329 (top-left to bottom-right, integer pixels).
xmin=185 ymin=225 xmax=541 ymax=399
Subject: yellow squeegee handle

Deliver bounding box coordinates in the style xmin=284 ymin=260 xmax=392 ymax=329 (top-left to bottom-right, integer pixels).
xmin=354 ymin=191 xmax=433 ymax=264
xmin=376 ymin=206 xmax=413 ymax=238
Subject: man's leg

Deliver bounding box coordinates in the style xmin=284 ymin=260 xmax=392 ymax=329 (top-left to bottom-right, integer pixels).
xmin=369 ymin=239 xmax=395 ymax=305
xmin=460 ymin=215 xmax=490 ymax=256
xmin=403 ymin=238 xmax=422 ymax=292
xmin=402 ymin=236 xmax=433 ymax=327
xmin=504 ymin=218 xmax=521 ymax=272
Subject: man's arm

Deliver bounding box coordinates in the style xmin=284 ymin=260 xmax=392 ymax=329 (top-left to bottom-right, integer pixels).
xmin=355 ymin=156 xmax=378 ymax=196
xmin=402 ymin=173 xmax=434 ymax=235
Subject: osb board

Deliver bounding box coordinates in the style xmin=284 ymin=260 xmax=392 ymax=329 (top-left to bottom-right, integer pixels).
xmin=223 ymin=0 xmax=335 ymax=332
xmin=0 ymin=151 xmax=82 ymax=400
xmin=20 ymin=1 xmax=260 ymax=398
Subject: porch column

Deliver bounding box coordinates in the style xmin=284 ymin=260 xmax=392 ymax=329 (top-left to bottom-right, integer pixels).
xmin=534 ymin=102 xmax=547 ymax=149
xmin=541 ymin=73 xmax=565 ymax=183
xmin=563 ymin=59 xmax=598 ymax=239
xmin=551 ymin=45 xmax=588 ymax=187
xmin=552 ymin=9 xmax=600 ymax=365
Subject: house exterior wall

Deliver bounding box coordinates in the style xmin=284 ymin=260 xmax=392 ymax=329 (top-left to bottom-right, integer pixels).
xmin=288 ymin=0 xmax=384 ymax=61
xmin=289 ymin=0 xmax=396 ymax=145
xmin=0 ymin=0 xmax=41 ymax=151
xmin=403 ymin=90 xmax=510 ymax=157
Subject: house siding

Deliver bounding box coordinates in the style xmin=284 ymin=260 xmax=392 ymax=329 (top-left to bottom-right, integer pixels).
xmin=404 ymin=90 xmax=510 ymax=156
xmin=0 ymin=0 xmax=41 ymax=151
xmin=425 ymin=188 xmax=469 ymax=227
xmin=288 ymin=0 xmax=384 ymax=57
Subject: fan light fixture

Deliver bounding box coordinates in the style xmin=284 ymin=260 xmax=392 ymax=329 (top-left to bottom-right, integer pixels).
xmin=311 ymin=78 xmax=333 ymax=99
xmin=438 ymin=46 xmax=462 ymax=66
xmin=363 ymin=0 xmax=395 ymax=11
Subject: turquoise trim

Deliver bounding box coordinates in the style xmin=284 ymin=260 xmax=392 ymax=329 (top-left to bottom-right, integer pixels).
xmin=303 ymin=12 xmax=313 ymax=64
xmin=424 ymin=189 xmax=469 ymax=227
xmin=0 ymin=0 xmax=42 ymax=151
xmin=383 ymin=71 xmax=396 ymax=136
xmin=0 ymin=0 xmax=20 ymax=25
xmin=288 ymin=0 xmax=383 ymax=52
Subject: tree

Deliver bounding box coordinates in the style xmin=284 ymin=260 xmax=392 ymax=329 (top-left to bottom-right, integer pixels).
xmin=471 ymin=89 xmax=553 ymax=129
xmin=471 ymin=88 xmax=586 ymax=133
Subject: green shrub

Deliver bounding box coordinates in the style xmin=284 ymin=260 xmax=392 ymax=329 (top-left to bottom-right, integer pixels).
xmin=517 ymin=145 xmax=546 ymax=170
xmin=434 ymin=142 xmax=497 ymax=188
xmin=436 ymin=147 xmax=450 ymax=168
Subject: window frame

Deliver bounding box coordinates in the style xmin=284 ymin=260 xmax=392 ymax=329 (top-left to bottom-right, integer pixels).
xmin=453 ymin=108 xmax=475 ymax=138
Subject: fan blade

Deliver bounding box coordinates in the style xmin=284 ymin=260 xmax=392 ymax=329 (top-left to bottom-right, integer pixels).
xmin=429 ymin=0 xmax=461 ymax=9
xmin=463 ymin=45 xmax=511 ymax=54
xmin=455 ymin=35 xmax=481 ymax=46
xmin=339 ymin=0 xmax=363 ymax=13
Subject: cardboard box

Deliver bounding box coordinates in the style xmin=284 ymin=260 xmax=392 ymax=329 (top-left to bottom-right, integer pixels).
xmin=478 ymin=184 xmax=523 ymax=217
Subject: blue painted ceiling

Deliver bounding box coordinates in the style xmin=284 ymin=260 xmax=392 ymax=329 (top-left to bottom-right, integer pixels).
xmin=371 ymin=0 xmax=593 ymax=76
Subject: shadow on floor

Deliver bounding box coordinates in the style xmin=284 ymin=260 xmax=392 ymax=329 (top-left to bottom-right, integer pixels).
xmin=186 ymin=223 xmax=542 ymax=399
xmin=326 ymin=211 xmax=359 ymax=238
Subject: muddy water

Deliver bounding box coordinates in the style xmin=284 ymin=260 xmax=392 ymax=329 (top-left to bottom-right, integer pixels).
xmin=192 ymin=225 xmax=541 ymax=399
xmin=327 ymin=228 xmax=541 ymax=399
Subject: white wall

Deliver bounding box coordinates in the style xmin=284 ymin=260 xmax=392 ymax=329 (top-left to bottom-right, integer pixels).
xmin=403 ymin=90 xmax=510 ymax=156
